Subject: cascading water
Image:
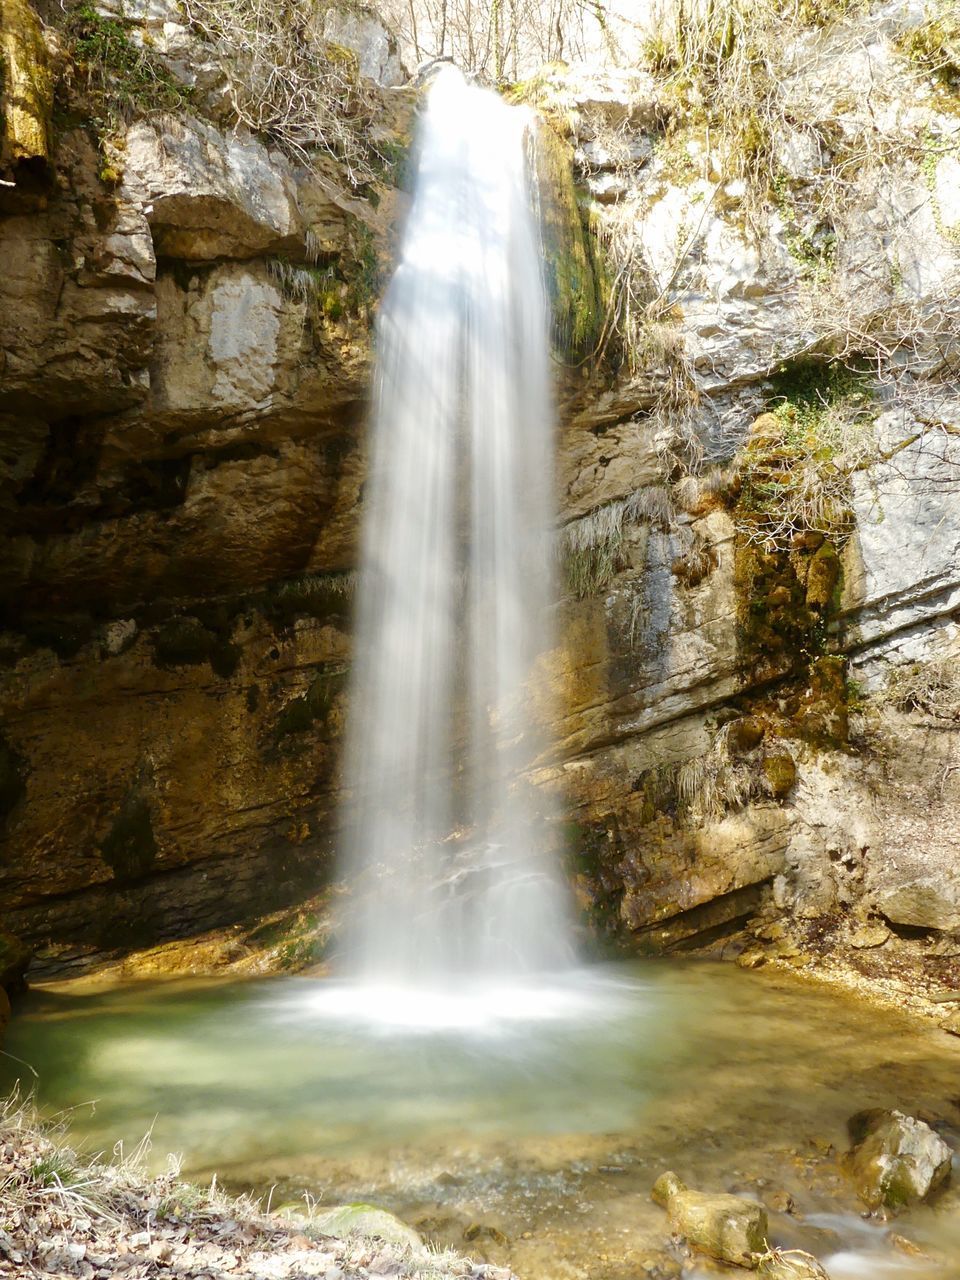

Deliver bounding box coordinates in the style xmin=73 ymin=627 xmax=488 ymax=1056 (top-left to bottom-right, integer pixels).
xmin=335 ymin=66 xmax=573 ymax=1007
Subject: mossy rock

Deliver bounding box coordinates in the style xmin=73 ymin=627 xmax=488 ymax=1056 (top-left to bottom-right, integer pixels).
xmin=152 ymin=616 xmax=240 ymax=678
xmin=275 ymin=666 xmax=348 ymax=740
xmin=261 ymin=572 xmax=355 ymax=628
xmin=530 ymin=120 xmax=607 ymax=360
xmin=311 ymin=1204 xmax=422 ymax=1250
xmin=794 ymin=655 xmax=849 ymax=744
xmin=805 ymin=541 xmax=840 ymax=612
xmin=726 ymin=716 xmax=765 ymax=754
xmin=1 ymin=0 xmax=53 ymax=174
xmin=762 ymin=751 xmax=797 ymax=799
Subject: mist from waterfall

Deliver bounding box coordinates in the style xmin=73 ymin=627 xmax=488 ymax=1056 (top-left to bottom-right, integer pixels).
xmin=336 ymin=66 xmax=573 ymax=1004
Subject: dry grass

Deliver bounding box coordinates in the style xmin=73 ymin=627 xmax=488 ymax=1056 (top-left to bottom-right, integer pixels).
xmin=637 ymin=721 xmax=792 ymax=825
xmin=886 ymin=656 xmax=960 ymax=722
xmin=180 ymin=0 xmax=386 ymax=186
xmin=558 ymin=487 xmax=675 ymax=598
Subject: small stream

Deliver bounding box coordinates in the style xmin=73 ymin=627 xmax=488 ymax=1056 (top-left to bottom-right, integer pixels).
xmin=4 ymin=960 xmax=959 ymax=1278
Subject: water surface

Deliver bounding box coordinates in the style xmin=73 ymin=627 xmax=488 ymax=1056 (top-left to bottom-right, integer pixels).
xmin=4 ymin=960 xmax=959 ymax=1279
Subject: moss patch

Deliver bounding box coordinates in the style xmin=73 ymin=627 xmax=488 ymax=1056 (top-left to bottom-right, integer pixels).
xmin=99 ymin=791 xmax=158 ymax=884
xmin=0 ymin=734 xmax=26 ymax=822
xmin=260 ymin=572 xmax=356 ymax=629
xmin=532 ymin=121 xmax=607 ymax=360
xmin=897 ymin=12 xmax=960 ymax=93
xmin=275 ymin=665 xmax=348 ymax=740
xmin=151 ymin=615 xmax=240 ymax=678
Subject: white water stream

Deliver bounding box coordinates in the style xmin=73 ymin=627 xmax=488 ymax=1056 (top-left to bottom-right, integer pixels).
xmin=335 ymin=67 xmax=572 ymax=1007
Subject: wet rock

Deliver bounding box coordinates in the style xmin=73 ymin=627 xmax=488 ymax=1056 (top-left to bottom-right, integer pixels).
xmin=311 ymin=1204 xmax=422 ymax=1250
xmin=652 ymin=1171 xmax=767 ymax=1267
xmin=847 ymin=1109 xmax=953 ymax=1212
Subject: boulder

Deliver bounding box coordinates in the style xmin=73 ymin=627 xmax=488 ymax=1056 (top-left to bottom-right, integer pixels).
xmin=123 ymin=116 xmax=305 ymax=261
xmin=847 ymin=1109 xmax=953 ymax=1212
xmin=875 ymin=878 xmax=960 ymax=933
xmin=311 ymin=1203 xmax=422 ymax=1250
xmin=652 ymin=1171 xmax=767 ymax=1267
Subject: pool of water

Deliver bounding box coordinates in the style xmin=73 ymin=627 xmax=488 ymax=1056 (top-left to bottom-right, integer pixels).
xmin=3 ymin=960 xmax=959 ymax=1279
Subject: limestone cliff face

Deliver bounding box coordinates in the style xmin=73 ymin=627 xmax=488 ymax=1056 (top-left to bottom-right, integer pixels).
xmin=1 ymin=0 xmax=959 ymax=986
xmin=0 ymin=0 xmax=410 ymax=968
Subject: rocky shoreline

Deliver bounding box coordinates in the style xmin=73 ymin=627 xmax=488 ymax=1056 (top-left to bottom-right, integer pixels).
xmin=0 ymin=1095 xmax=515 ymax=1280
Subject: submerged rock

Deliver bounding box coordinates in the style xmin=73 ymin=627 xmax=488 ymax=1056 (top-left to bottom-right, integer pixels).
xmin=311 ymin=1204 xmax=423 ymax=1250
xmin=652 ymin=1171 xmax=768 ymax=1267
xmin=847 ymin=1110 xmax=953 ymax=1212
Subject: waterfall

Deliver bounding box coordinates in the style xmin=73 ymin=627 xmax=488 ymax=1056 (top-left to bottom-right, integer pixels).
xmin=337 ymin=66 xmax=572 ymax=996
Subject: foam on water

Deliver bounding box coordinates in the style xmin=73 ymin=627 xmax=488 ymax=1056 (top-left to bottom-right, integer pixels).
xmin=284 ymin=968 xmax=641 ymax=1035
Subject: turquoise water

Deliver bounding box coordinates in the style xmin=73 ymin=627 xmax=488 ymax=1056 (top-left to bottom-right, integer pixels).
xmin=4 ymin=960 xmax=959 ymax=1279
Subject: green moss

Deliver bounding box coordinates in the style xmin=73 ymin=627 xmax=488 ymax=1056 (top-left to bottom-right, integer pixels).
xmin=100 ymin=791 xmax=158 ymax=884
xmin=58 ymin=0 xmax=190 ymax=175
xmin=64 ymin=2 xmax=189 ymax=117
xmin=768 ymin=357 xmax=872 ymax=412
xmin=275 ymin=665 xmax=348 ymax=740
xmin=373 ymin=135 xmax=413 ymax=190
xmin=0 ymin=735 xmax=26 ymax=821
xmin=269 ymin=217 xmax=381 ymax=324
xmin=152 ymin=616 xmax=240 ymax=678
xmin=533 ymin=122 xmax=607 ymax=360
xmin=897 ymin=13 xmax=960 ymax=93
xmin=772 ymin=172 xmax=836 ymax=280
xmin=762 ymin=751 xmax=797 ymax=799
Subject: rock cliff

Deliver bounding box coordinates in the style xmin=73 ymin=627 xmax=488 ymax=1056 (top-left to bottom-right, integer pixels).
xmin=1 ymin=0 xmax=958 ymax=1002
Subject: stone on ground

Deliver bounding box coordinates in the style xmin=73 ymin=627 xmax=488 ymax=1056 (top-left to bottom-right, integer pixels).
xmin=652 ymin=1171 xmax=768 ymax=1267
xmin=847 ymin=1109 xmax=953 ymax=1212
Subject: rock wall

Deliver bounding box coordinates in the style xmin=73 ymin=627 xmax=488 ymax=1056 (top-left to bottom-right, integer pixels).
xmin=0 ymin=0 xmax=411 ymax=968
xmin=1 ymin=0 xmax=959 ymax=991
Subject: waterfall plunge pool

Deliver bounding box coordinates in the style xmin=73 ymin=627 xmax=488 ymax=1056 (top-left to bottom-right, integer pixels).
xmin=4 ymin=960 xmax=960 ymax=1279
